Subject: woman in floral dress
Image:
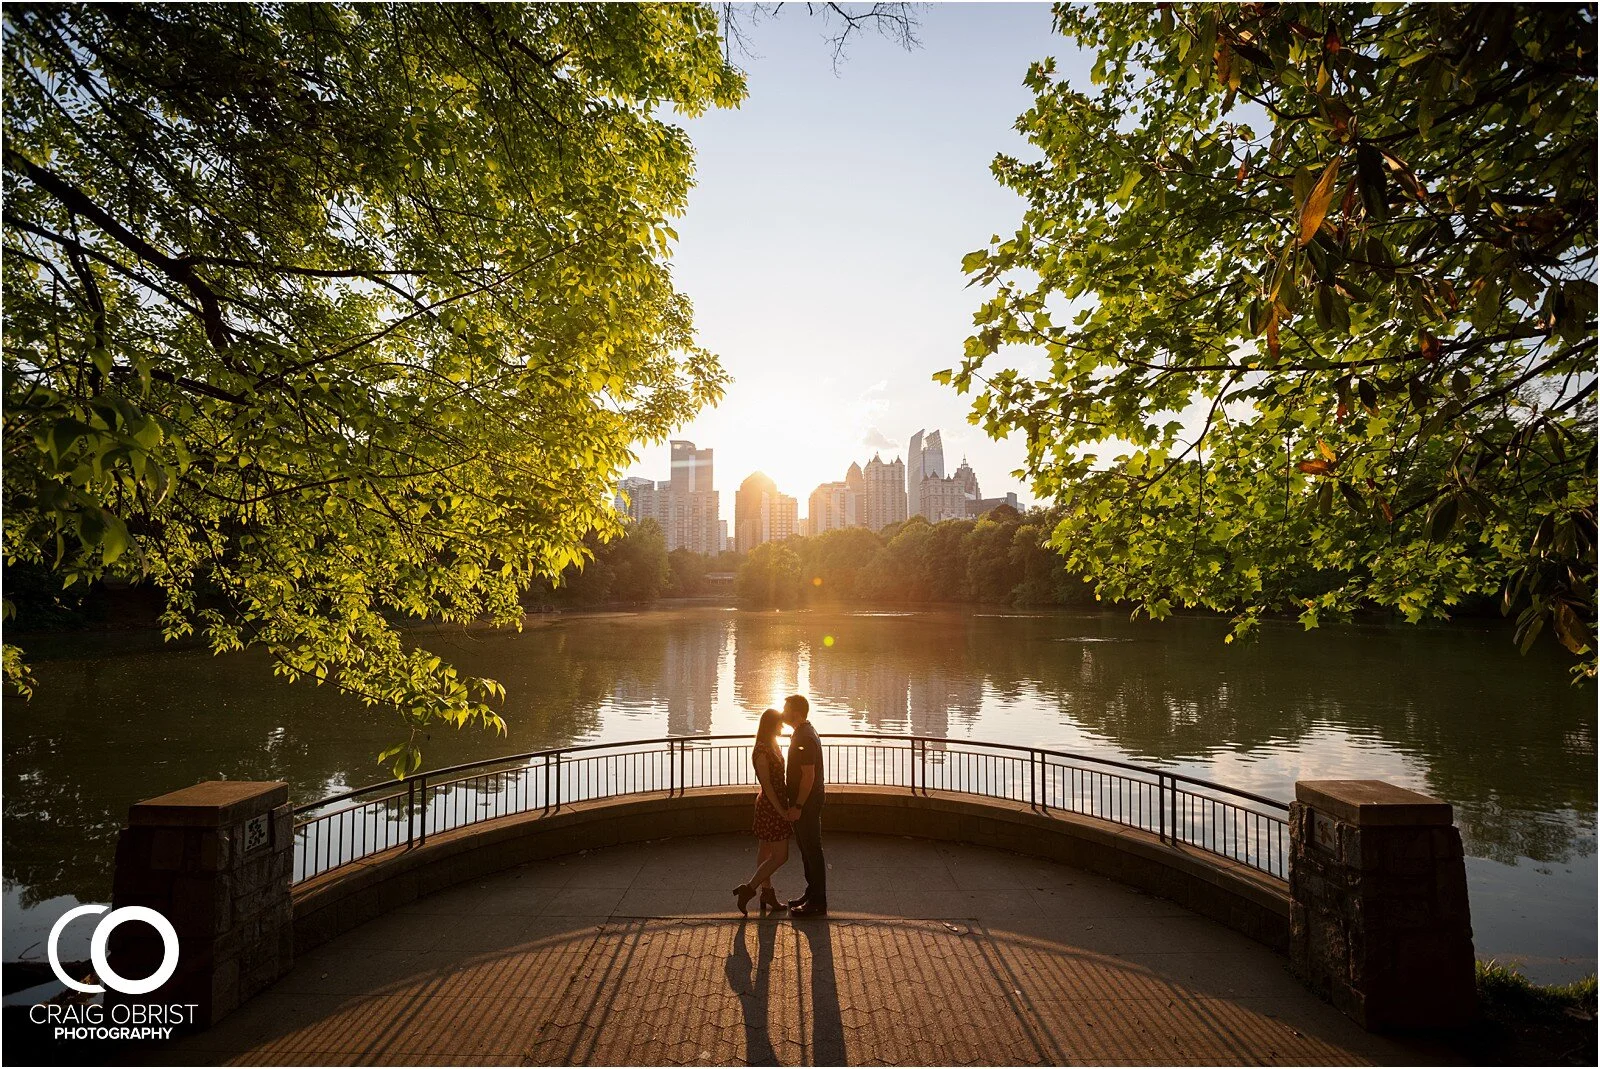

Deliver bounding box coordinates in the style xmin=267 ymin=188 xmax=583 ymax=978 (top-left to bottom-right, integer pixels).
xmin=733 ymin=708 xmax=796 ymax=914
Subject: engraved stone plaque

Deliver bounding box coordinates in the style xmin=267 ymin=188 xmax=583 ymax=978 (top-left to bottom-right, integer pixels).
xmin=1312 ymin=809 xmax=1337 ymax=853
xmin=244 ymin=812 xmax=269 ymax=854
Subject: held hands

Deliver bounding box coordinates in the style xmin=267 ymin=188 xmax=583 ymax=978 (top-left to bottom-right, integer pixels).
xmin=786 ymin=807 xmax=802 ymax=822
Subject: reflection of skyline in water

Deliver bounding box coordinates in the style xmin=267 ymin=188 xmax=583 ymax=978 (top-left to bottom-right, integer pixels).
xmin=4 ymin=607 xmax=1594 ymax=981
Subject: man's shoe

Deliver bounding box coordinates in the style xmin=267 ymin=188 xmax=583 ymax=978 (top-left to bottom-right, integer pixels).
xmin=786 ymin=897 xmax=807 ymax=911
xmin=790 ymin=901 xmax=828 ymax=917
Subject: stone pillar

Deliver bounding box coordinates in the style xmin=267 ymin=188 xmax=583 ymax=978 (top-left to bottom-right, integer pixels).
xmin=109 ymin=781 xmax=294 ymax=1028
xmin=1289 ymin=779 xmax=1476 ymax=1031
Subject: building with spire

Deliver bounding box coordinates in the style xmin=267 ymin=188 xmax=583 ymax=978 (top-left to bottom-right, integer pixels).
xmin=919 ymin=456 xmax=981 ymax=522
xmin=861 ymin=453 xmax=907 ymax=531
xmin=805 ymin=453 xmax=906 ymax=535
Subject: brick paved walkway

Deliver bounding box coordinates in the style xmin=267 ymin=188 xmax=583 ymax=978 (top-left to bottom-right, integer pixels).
xmin=166 ymin=833 xmax=1450 ymax=1065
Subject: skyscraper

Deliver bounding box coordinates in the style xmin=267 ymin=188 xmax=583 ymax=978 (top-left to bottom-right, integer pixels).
xmin=924 ymin=431 xmax=945 ymax=479
xmin=735 ymin=472 xmax=798 ymax=553
xmin=670 ymin=439 xmax=713 ymax=493
xmin=805 ymin=453 xmax=908 ymax=535
xmin=908 ymin=430 xmax=924 ymax=520
xmin=616 ymin=441 xmax=720 ymax=554
xmin=861 ymin=453 xmax=907 ymax=531
xmin=807 ymin=480 xmax=860 ymax=535
xmin=907 ymin=429 xmax=946 ymax=519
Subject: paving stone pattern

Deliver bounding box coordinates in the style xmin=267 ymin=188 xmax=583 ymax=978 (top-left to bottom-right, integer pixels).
xmin=163 ymin=833 xmax=1452 ymax=1066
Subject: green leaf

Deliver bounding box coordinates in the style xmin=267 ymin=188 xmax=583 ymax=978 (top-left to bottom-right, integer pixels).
xmin=1112 ymin=167 xmax=1143 ymax=205
xmin=100 ymin=512 xmax=129 ymax=565
xmin=1316 ymin=285 xmax=1351 ymax=333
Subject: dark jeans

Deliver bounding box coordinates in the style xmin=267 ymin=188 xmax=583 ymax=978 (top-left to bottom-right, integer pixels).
xmin=794 ymin=802 xmax=826 ymax=906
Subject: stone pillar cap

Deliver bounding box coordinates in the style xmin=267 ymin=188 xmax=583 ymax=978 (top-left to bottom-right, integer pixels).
xmin=129 ymin=781 xmax=289 ymax=827
xmin=1295 ymin=779 xmax=1452 ymax=827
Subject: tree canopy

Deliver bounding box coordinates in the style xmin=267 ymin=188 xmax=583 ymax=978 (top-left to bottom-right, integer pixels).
xmin=950 ymin=2 xmax=1596 ymax=673
xmin=733 ymin=508 xmax=1097 ymax=609
xmin=2 ymin=3 xmax=742 ymax=771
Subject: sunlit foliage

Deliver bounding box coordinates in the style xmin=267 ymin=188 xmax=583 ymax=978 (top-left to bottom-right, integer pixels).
xmin=951 ymin=3 xmax=1596 ymax=673
xmin=2 ymin=4 xmax=742 ymax=771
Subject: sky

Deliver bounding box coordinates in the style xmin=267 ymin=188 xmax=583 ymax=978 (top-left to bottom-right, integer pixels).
xmin=624 ymin=2 xmax=1094 ymax=516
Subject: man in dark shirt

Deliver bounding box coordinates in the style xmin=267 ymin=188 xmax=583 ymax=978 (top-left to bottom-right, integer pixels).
xmin=781 ymin=693 xmax=827 ymax=915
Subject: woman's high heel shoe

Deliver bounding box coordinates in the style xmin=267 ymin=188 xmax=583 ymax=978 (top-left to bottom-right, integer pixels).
xmin=760 ymin=887 xmax=786 ymax=912
xmin=733 ymin=883 xmax=756 ymax=915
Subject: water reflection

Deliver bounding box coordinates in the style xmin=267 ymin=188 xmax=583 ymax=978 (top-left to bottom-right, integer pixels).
xmin=3 ymin=607 xmax=1593 ymax=981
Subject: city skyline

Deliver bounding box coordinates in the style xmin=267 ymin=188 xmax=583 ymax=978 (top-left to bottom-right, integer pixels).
xmin=620 ymin=4 xmax=1068 ymax=507
xmin=622 ymin=429 xmax=1018 ymax=549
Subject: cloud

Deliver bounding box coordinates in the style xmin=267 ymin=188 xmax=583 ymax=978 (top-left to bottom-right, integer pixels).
xmin=861 ymin=426 xmax=897 ymax=451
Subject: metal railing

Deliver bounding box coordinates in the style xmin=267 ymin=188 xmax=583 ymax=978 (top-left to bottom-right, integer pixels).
xmin=293 ymin=734 xmax=1289 ymax=885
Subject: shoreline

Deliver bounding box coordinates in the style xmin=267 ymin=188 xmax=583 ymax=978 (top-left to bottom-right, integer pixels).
xmin=4 ymin=597 xmax=1531 ymax=654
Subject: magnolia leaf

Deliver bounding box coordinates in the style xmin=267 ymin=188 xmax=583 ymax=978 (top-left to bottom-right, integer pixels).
xmin=1297 ymin=156 xmax=1343 ymax=246
xmin=1426 ymin=495 xmax=1459 ymax=543
xmin=1355 ymin=142 xmax=1387 ymax=221
xmin=1552 ymin=601 xmax=1589 ymax=654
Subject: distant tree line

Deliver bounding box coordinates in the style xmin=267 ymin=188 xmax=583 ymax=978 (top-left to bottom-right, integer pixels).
xmin=735 ymin=505 xmax=1098 ymax=609
xmin=518 ymin=505 xmax=1098 ymax=611
xmin=521 ymin=520 xmax=739 ymax=609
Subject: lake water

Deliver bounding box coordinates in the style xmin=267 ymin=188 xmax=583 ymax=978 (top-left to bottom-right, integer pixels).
xmin=4 ymin=607 xmax=1594 ymax=983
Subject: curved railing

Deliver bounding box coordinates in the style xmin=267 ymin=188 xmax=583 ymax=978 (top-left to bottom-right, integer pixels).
xmin=294 ymin=736 xmax=1292 ymax=883
xmin=293 ymin=734 xmax=1289 ymax=886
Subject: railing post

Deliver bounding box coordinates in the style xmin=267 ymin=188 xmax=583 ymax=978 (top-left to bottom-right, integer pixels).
xmin=1028 ymin=750 xmax=1037 ymax=809
xmin=417 ymin=775 xmax=427 ymax=846
xmin=1157 ymin=773 xmax=1166 ymax=843
xmin=406 ymin=778 xmax=416 ymax=849
xmin=666 ymin=738 xmax=676 ymax=798
xmin=552 ymin=751 xmax=562 ymax=812
xmin=1170 ymin=775 xmax=1179 ymax=844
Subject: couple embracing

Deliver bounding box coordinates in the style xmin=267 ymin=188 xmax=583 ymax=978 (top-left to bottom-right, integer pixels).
xmin=733 ymin=694 xmax=827 ymax=917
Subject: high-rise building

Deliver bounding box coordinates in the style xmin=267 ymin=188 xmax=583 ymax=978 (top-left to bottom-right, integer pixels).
xmin=919 ymin=457 xmax=981 ymax=523
xmin=807 ymin=481 xmax=860 ymax=535
xmin=907 ymin=429 xmax=946 ymax=519
xmin=804 ymin=454 xmax=906 ymax=535
xmin=954 ymin=457 xmax=978 ymax=500
xmin=861 ymin=453 xmax=907 ymax=531
xmin=924 ymin=431 xmax=945 ymax=479
xmin=616 ymin=476 xmax=655 ymax=516
xmin=907 ymin=430 xmax=923 ymax=520
xmin=616 ymin=441 xmax=720 ymax=554
xmin=735 ymin=472 xmax=798 ymax=553
xmin=670 ymin=439 xmax=713 ymax=493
